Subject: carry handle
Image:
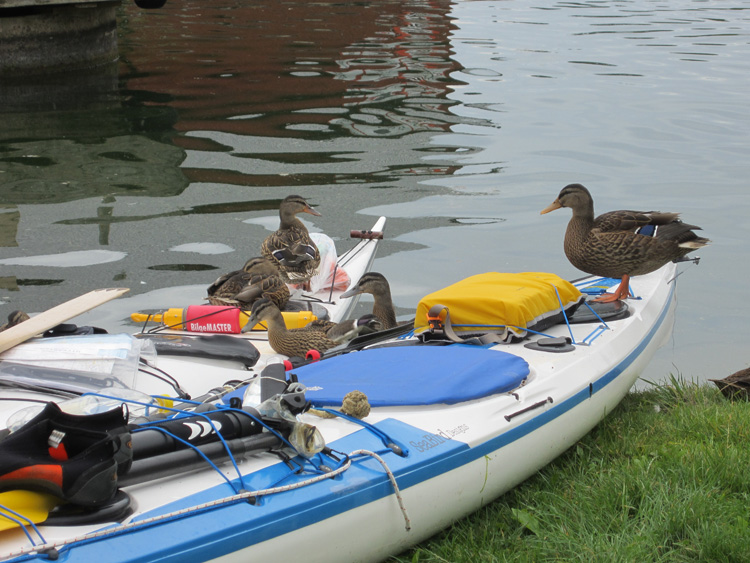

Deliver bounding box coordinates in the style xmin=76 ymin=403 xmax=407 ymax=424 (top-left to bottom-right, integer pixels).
xmin=350 ymin=230 xmax=384 ymax=240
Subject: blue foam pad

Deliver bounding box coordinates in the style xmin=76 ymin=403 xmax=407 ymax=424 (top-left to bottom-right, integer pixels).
xmin=293 ymin=344 xmax=530 ymax=407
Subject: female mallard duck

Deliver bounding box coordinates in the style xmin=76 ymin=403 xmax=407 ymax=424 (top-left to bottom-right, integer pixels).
xmin=709 ymin=367 xmax=750 ymax=401
xmin=207 ymin=256 xmax=289 ymax=310
xmin=541 ymin=183 xmax=710 ymax=302
xmin=340 ymin=272 xmax=397 ymax=329
xmin=0 ymin=310 xmax=30 ymax=332
xmin=261 ymin=195 xmax=321 ymax=286
xmin=243 ymin=297 xmax=337 ymax=357
xmin=305 ymin=314 xmax=382 ymax=343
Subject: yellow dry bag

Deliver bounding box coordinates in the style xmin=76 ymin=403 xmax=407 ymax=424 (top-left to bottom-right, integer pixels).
xmin=415 ymin=272 xmax=584 ymax=340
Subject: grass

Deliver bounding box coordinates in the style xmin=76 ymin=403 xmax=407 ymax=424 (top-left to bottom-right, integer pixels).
xmin=390 ymin=377 xmax=750 ymax=563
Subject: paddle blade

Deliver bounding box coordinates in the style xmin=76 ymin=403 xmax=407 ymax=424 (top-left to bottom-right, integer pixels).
xmin=0 ymin=288 xmax=129 ymax=354
xmin=0 ymin=491 xmax=59 ymax=531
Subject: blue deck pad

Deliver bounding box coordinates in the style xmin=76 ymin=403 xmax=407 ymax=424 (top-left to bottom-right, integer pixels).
xmin=294 ymin=344 xmax=530 ymax=406
xmin=576 ymin=276 xmax=620 ymax=295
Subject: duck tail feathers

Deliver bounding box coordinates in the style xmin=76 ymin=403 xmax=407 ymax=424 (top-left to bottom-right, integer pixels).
xmin=679 ymin=237 xmax=711 ymax=250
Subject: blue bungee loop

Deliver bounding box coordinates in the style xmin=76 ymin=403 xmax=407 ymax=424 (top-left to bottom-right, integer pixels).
xmin=581 ymin=325 xmax=607 ymax=346
xmin=0 ymin=505 xmax=47 ymax=546
xmin=552 ymin=284 xmax=578 ymax=345
xmin=130 ymin=425 xmax=246 ymax=492
xmin=310 ymin=407 xmax=409 ymax=457
xmin=578 ymin=300 xmax=610 ymax=329
xmin=573 ymin=300 xmax=610 ymax=346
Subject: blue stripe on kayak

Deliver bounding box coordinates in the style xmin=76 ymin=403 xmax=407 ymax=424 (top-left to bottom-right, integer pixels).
xmin=31 ymin=280 xmax=674 ymax=562
xmin=25 ymin=425 xmax=468 ymax=562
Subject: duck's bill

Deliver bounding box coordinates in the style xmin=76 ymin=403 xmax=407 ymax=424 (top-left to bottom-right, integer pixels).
xmin=540 ymin=200 xmax=562 ymax=214
xmin=340 ymin=286 xmax=361 ymax=299
xmin=241 ymin=313 xmax=263 ymax=333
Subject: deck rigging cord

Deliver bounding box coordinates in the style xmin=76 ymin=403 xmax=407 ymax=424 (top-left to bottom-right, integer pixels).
xmin=309 ymin=406 xmax=408 ymax=457
xmin=5 ymin=448 xmax=410 ymax=561
xmin=0 ymin=505 xmax=47 ymax=548
xmin=137 ymin=360 xmax=190 ymax=399
xmin=422 ymin=280 xmax=619 ymax=348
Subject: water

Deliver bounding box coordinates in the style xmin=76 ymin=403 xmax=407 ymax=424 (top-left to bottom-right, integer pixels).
xmin=1 ymin=0 xmax=749 ymax=386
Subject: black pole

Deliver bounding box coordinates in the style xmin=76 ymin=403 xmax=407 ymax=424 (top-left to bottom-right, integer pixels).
xmin=130 ymin=407 xmax=263 ymax=460
xmin=119 ymin=432 xmax=283 ymax=487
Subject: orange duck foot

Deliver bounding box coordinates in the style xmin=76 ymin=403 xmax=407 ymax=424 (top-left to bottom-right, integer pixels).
xmin=593 ymin=275 xmax=631 ymax=303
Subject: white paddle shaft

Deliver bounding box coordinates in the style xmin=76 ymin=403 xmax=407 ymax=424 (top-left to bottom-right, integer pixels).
xmin=0 ymin=288 xmax=129 ymax=353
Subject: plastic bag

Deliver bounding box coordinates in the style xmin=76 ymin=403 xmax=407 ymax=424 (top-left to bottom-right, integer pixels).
xmin=305 ymin=233 xmax=351 ymax=294
xmin=0 ymin=333 xmax=155 ymax=390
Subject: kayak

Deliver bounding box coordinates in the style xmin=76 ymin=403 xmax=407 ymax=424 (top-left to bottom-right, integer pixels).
xmin=0 ymin=254 xmax=678 ymax=562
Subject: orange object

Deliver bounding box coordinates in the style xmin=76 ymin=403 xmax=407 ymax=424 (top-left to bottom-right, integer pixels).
xmin=0 ymin=465 xmax=63 ymax=488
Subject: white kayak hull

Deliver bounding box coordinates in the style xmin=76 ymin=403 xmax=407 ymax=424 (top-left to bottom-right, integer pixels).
xmin=0 ymin=257 xmax=677 ymax=563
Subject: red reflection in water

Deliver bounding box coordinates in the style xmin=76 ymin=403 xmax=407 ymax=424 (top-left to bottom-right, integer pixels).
xmin=119 ymin=0 xmax=462 ymax=139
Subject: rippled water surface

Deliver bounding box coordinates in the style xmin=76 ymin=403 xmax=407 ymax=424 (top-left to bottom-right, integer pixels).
xmin=1 ymin=0 xmax=749 ymax=385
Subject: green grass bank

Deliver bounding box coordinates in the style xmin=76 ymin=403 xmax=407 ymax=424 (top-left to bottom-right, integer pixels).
xmin=392 ymin=377 xmax=750 ymax=563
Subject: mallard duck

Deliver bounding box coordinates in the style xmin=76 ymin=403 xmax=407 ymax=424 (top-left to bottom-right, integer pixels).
xmin=261 ymin=195 xmax=321 ymax=286
xmin=305 ymin=314 xmax=382 ymax=343
xmin=207 ymin=256 xmax=289 ymax=310
xmin=709 ymin=367 xmax=750 ymax=401
xmin=340 ymin=272 xmax=397 ymax=329
xmin=0 ymin=310 xmax=30 ymax=332
xmin=541 ymin=184 xmax=710 ymax=302
xmin=242 ymin=297 xmax=336 ymax=357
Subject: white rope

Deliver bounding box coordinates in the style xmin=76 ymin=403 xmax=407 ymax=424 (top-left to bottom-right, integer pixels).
xmin=349 ymin=449 xmax=411 ymax=531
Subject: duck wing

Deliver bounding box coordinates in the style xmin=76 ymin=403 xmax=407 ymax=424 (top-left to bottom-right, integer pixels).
xmin=592 ymin=210 xmax=681 ymax=234
xmin=275 ymin=327 xmax=337 ymax=357
xmin=237 ymin=273 xmax=290 ymax=309
xmin=262 ymin=226 xmax=320 ymax=284
xmin=207 ymin=269 xmax=247 ymax=298
xmin=271 ymin=242 xmax=317 ymax=267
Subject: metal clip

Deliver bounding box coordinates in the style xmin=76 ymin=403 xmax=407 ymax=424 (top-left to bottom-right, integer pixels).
xmin=426 ymin=304 xmax=447 ymax=332
xmin=48 ymin=429 xmax=65 ymax=449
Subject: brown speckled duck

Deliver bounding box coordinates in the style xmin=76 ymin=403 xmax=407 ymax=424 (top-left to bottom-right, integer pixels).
xmin=207 ymin=256 xmax=289 ymax=310
xmin=541 ymin=183 xmax=710 ymax=302
xmin=242 ymin=297 xmax=336 ymax=357
xmin=340 ymin=272 xmax=397 ymax=329
xmin=0 ymin=310 xmax=30 ymax=332
xmin=261 ymin=195 xmax=321 ymax=286
xmin=709 ymin=367 xmax=750 ymax=401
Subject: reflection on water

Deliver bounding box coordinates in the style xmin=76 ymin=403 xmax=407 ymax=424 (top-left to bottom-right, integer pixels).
xmin=128 ymin=0 xmax=469 ymax=188
xmin=0 ymin=62 xmax=120 ymax=115
xmin=0 ymin=250 xmax=127 ymax=267
xmin=120 ymin=0 xmax=462 ymax=137
xmin=55 ymin=198 xmax=288 ymax=228
xmin=148 ymin=264 xmax=219 ymax=272
xmin=1 ymin=0 xmax=749 ymax=387
xmin=0 ymin=0 xmax=468 ymax=312
xmin=0 ymin=135 xmax=188 ymax=205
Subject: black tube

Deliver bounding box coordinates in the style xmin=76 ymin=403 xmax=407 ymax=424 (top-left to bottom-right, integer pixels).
xmin=130 ymin=407 xmax=262 ymax=460
xmin=119 ymin=432 xmax=283 ymax=487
